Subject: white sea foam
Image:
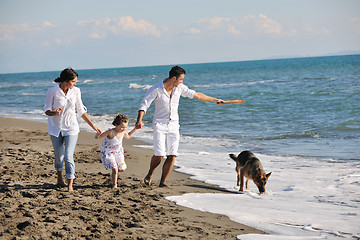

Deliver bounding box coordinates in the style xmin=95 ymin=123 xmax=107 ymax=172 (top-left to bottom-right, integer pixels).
xmin=129 ymin=83 xmax=152 ymax=90
xmin=81 ymin=79 xmax=95 ymax=84
xmin=167 ymin=140 xmax=360 ymax=239
xmin=21 ymin=93 xmax=43 ymax=96
xmin=132 ymin=145 xmax=153 ymax=149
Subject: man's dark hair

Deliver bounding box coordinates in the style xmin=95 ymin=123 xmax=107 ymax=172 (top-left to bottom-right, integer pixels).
xmin=169 ymin=66 xmax=186 ymax=79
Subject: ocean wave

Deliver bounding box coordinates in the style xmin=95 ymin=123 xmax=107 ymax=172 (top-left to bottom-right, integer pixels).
xmin=81 ymin=79 xmax=95 ymax=84
xmin=21 ymin=93 xmax=43 ymax=96
xmin=22 ymin=109 xmax=46 ymax=115
xmin=129 ymin=83 xmax=151 ymax=90
xmin=256 ymin=132 xmax=321 ymax=141
xmin=0 ymin=82 xmax=53 ymax=89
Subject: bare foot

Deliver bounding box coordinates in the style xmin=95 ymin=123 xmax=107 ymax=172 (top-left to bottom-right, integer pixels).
xmin=56 ymin=182 xmax=67 ymax=188
xmin=144 ymin=177 xmax=151 ymax=186
xmin=67 ymin=179 xmax=74 ymax=192
xmin=144 ymin=172 xmax=152 ymax=186
xmin=112 ymin=184 xmax=118 ymax=189
xmin=159 ymin=182 xmax=171 ymax=188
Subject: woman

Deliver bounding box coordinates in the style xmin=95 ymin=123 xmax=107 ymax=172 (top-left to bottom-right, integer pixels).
xmin=44 ymin=68 xmax=102 ymax=192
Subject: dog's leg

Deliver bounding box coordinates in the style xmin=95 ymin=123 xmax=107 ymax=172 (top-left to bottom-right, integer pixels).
xmin=236 ymin=167 xmax=240 ymax=186
xmin=239 ymin=172 xmax=244 ymax=192
xmin=245 ymin=179 xmax=249 ymax=190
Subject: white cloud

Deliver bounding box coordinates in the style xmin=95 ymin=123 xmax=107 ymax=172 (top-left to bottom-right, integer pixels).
xmin=43 ymin=21 xmax=56 ymax=28
xmin=184 ymin=28 xmax=201 ymax=35
xmin=77 ymin=16 xmax=161 ymax=39
xmin=197 ymin=17 xmax=239 ymax=34
xmin=0 ymin=21 xmax=56 ymax=41
xmin=256 ymin=14 xmax=282 ymax=34
xmin=304 ymin=25 xmax=330 ymax=36
xmin=55 ymin=38 xmax=62 ymax=45
xmin=187 ymin=14 xmax=298 ymax=37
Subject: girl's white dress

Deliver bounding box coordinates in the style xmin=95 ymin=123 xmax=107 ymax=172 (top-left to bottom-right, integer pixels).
xmin=100 ymin=129 xmax=127 ymax=170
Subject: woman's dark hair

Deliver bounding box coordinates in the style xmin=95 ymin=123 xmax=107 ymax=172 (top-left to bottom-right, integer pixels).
xmin=112 ymin=114 xmax=128 ymax=126
xmin=54 ymin=68 xmax=79 ymax=83
xmin=169 ymin=66 xmax=186 ymax=79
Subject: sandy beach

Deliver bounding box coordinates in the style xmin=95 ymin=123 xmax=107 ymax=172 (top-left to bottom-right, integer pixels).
xmin=0 ymin=117 xmax=264 ymax=239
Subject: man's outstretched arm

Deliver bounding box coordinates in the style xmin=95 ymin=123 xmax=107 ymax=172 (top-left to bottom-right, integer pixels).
xmin=193 ymin=92 xmax=224 ymax=105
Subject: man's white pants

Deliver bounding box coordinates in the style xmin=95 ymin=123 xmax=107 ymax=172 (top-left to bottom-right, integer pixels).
xmin=153 ymin=121 xmax=180 ymax=156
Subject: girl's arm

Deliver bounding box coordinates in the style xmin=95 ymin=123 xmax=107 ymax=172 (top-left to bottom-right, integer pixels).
xmin=95 ymin=129 xmax=111 ymax=139
xmin=124 ymin=127 xmax=137 ymax=139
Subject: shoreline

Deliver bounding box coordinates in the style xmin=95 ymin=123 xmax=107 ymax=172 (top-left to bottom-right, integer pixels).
xmin=0 ymin=117 xmax=265 ymax=239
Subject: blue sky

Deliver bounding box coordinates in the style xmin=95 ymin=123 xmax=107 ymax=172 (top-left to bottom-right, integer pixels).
xmin=1 ymin=0 xmax=359 ymax=73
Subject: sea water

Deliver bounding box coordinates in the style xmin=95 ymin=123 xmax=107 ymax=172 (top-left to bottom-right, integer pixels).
xmin=1 ymin=55 xmax=359 ymax=239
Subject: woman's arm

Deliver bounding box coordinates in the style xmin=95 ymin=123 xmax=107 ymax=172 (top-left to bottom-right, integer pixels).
xmin=44 ymin=88 xmax=62 ymax=116
xmin=45 ymin=108 xmax=63 ymax=116
xmin=81 ymin=112 xmax=102 ymax=134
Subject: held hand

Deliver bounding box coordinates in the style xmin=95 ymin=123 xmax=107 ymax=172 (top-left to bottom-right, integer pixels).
xmin=94 ymin=127 xmax=102 ymax=134
xmin=95 ymin=132 xmax=101 ymax=139
xmin=135 ymin=121 xmax=144 ymax=129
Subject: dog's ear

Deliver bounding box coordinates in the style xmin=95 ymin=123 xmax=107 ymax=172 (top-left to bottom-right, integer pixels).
xmin=266 ymin=172 xmax=272 ymax=179
xmin=229 ymin=154 xmax=237 ymax=160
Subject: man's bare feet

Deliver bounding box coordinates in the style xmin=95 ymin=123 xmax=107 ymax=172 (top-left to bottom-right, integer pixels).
xmin=144 ymin=177 xmax=151 ymax=186
xmin=112 ymin=184 xmax=118 ymax=189
xmin=144 ymin=174 xmax=152 ymax=186
xmin=159 ymin=182 xmax=171 ymax=188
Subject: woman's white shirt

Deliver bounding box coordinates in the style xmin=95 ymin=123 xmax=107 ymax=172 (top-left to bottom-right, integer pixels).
xmin=44 ymin=83 xmax=87 ymax=137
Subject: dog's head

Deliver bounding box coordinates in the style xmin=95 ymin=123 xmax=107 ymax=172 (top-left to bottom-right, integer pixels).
xmin=229 ymin=153 xmax=238 ymax=161
xmin=254 ymin=172 xmax=272 ymax=194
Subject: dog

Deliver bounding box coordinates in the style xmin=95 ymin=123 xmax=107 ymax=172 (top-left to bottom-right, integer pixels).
xmin=229 ymin=151 xmax=271 ymax=194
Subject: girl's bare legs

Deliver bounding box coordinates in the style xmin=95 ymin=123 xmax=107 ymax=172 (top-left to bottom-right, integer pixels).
xmin=111 ymin=168 xmax=119 ymax=189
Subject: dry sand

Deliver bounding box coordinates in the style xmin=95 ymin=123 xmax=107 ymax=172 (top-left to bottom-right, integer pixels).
xmin=0 ymin=117 xmax=265 ymax=239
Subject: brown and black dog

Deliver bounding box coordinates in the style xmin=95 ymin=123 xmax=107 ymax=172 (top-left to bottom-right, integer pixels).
xmin=229 ymin=151 xmax=271 ymax=194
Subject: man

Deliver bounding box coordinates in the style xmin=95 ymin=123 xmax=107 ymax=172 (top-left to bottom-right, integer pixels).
xmin=136 ymin=66 xmax=223 ymax=187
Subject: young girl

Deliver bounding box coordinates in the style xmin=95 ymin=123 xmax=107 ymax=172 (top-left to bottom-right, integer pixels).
xmin=95 ymin=114 xmax=136 ymax=189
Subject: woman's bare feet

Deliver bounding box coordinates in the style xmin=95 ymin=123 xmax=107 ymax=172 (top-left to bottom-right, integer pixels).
xmin=57 ymin=171 xmax=67 ymax=188
xmin=67 ymin=179 xmax=74 ymax=192
xmin=56 ymin=182 xmax=67 ymax=188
